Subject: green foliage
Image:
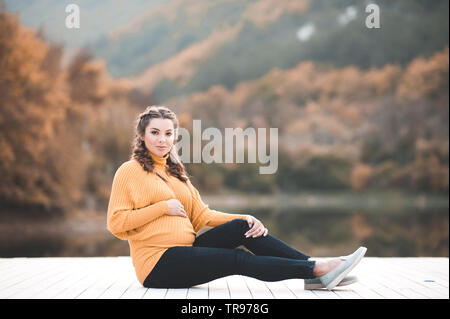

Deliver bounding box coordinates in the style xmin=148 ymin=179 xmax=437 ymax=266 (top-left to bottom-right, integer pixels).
xmin=292 ymin=156 xmax=353 ymax=190
xmin=93 ymin=0 xmax=250 ymax=78
xmin=222 ymin=163 xmax=276 ymax=194
xmin=274 ymin=151 xmax=353 ymax=191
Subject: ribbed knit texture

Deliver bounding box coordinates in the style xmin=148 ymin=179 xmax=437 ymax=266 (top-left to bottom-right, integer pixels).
xmin=107 ymin=151 xmax=248 ymax=285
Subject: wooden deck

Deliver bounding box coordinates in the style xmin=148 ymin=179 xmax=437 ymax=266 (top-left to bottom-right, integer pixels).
xmin=0 ymin=257 xmax=448 ymax=299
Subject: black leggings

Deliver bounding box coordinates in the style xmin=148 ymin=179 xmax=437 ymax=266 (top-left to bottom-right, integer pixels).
xmin=143 ymin=219 xmax=316 ymax=288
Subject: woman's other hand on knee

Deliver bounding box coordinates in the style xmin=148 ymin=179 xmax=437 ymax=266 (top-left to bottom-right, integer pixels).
xmin=245 ymin=215 xmax=268 ymax=238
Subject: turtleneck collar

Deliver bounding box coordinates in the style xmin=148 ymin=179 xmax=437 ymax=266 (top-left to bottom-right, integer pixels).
xmin=149 ymin=151 xmax=169 ymax=168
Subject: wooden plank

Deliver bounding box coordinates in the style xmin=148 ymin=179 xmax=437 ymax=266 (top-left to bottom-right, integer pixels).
xmin=264 ymin=280 xmax=297 ymax=299
xmin=0 ymin=258 xmax=60 ymax=290
xmin=348 ymin=282 xmax=384 ymax=299
xmin=368 ymin=258 xmax=445 ymax=299
xmin=242 ymin=276 xmax=274 ymax=299
xmin=284 ymin=279 xmax=319 ymax=299
xmin=0 ymin=257 xmax=448 ymax=299
xmin=393 ymin=258 xmax=449 ymax=290
xmin=73 ymin=259 xmax=123 ymax=299
xmin=366 ymin=260 xmax=430 ymax=298
xmin=226 ymin=275 xmax=252 ymax=299
xmin=98 ymin=276 xmax=136 ymax=299
xmin=406 ymin=258 xmax=448 ymax=279
xmin=187 ymin=283 xmax=209 ymax=299
xmin=332 ymin=288 xmax=363 ymax=299
xmin=0 ymin=258 xmax=25 ymax=273
xmin=98 ymin=258 xmax=137 ymax=299
xmin=208 ymin=277 xmax=230 ymax=299
xmin=350 ymin=257 xmax=411 ymax=299
xmin=37 ymin=262 xmax=95 ymax=299
xmin=358 ymin=276 xmax=408 ymax=299
xmin=165 ymin=288 xmax=188 ymax=299
xmin=120 ymin=282 xmax=148 ymax=299
xmin=142 ymin=288 xmax=168 ymax=299
xmin=56 ymin=268 xmax=108 ymax=299
xmin=10 ymin=261 xmax=82 ymax=298
xmin=0 ymin=259 xmax=68 ymax=298
xmin=311 ymin=289 xmax=340 ymax=299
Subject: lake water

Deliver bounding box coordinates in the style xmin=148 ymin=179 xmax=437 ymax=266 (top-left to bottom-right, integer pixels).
xmin=1 ymin=193 xmax=448 ymax=258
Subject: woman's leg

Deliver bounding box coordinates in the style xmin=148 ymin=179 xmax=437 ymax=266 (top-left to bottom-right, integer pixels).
xmin=143 ymin=245 xmax=316 ymax=288
xmin=193 ymin=219 xmax=311 ymax=260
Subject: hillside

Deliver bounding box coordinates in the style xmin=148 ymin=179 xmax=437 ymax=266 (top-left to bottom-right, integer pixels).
xmin=165 ymin=47 xmax=449 ymax=193
xmin=87 ymin=0 xmax=449 ymax=103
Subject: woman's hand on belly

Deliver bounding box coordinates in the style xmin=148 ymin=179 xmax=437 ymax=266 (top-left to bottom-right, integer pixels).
xmin=165 ymin=199 xmax=188 ymax=218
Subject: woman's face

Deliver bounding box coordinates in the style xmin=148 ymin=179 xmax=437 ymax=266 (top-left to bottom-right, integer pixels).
xmin=143 ymin=118 xmax=175 ymax=157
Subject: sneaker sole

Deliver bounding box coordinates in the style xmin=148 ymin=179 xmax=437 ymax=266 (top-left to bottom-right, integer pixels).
xmin=304 ymin=278 xmax=358 ymax=290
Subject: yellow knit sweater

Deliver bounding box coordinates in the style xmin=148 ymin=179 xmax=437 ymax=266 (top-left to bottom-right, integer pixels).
xmin=106 ymin=151 xmax=248 ymax=285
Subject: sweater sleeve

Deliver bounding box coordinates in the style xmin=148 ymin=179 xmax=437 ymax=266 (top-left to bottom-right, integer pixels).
xmin=106 ymin=164 xmax=169 ymax=240
xmin=186 ymin=179 xmax=248 ymax=233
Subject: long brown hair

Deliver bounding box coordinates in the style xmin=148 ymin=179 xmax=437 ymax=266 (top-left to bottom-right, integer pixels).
xmin=130 ymin=105 xmax=190 ymax=183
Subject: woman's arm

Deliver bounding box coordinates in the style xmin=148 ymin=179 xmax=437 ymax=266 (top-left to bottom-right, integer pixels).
xmin=106 ymin=165 xmax=169 ymax=240
xmin=186 ymin=179 xmax=249 ymax=233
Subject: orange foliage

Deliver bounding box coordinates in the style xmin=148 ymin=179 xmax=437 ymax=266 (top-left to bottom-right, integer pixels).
xmin=351 ymin=213 xmax=373 ymax=241
xmin=350 ymin=163 xmax=374 ymax=191
xmin=243 ymin=0 xmax=310 ymax=28
xmin=0 ymin=11 xmax=136 ymax=212
xmin=396 ymin=48 xmax=449 ymax=102
xmin=166 ymin=45 xmax=448 ymax=191
xmin=1 ymin=11 xmax=71 ymax=208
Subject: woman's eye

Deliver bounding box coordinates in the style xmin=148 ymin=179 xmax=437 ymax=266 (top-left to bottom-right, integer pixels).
xmin=166 ymin=133 xmax=172 ymax=136
xmin=151 ymin=131 xmax=158 ymax=135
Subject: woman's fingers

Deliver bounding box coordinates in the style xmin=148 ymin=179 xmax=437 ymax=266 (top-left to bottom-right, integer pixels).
xmin=245 ymin=222 xmax=263 ymax=238
xmin=244 ymin=226 xmax=253 ymax=237
xmin=246 ymin=227 xmax=262 ymax=238
xmin=247 ymin=228 xmax=259 ymax=238
xmin=166 ymin=199 xmax=188 ymax=217
xmin=244 ymin=216 xmax=269 ymax=238
xmin=254 ymin=226 xmax=266 ymax=238
xmin=245 ymin=218 xmax=254 ymax=236
xmin=176 ymin=201 xmax=188 ymax=217
xmin=176 ymin=204 xmax=187 ymax=217
xmin=246 ymin=216 xmax=254 ymax=228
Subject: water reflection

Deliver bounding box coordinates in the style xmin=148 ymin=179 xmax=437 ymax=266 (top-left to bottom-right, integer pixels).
xmin=0 ymin=206 xmax=448 ymax=258
xmin=246 ymin=207 xmax=449 ymax=258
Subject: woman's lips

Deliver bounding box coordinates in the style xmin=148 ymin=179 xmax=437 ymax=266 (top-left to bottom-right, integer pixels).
xmin=157 ymin=146 xmax=166 ymax=150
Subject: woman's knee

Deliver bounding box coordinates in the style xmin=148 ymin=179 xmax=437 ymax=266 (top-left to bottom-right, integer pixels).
xmin=227 ymin=218 xmax=250 ymax=232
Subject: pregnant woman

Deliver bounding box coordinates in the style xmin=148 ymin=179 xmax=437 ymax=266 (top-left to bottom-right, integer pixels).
xmin=106 ymin=105 xmax=366 ymax=290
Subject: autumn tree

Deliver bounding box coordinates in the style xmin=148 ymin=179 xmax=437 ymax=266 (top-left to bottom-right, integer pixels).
xmin=0 ymin=11 xmax=137 ymax=215
xmin=0 ymin=11 xmax=90 ymax=215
